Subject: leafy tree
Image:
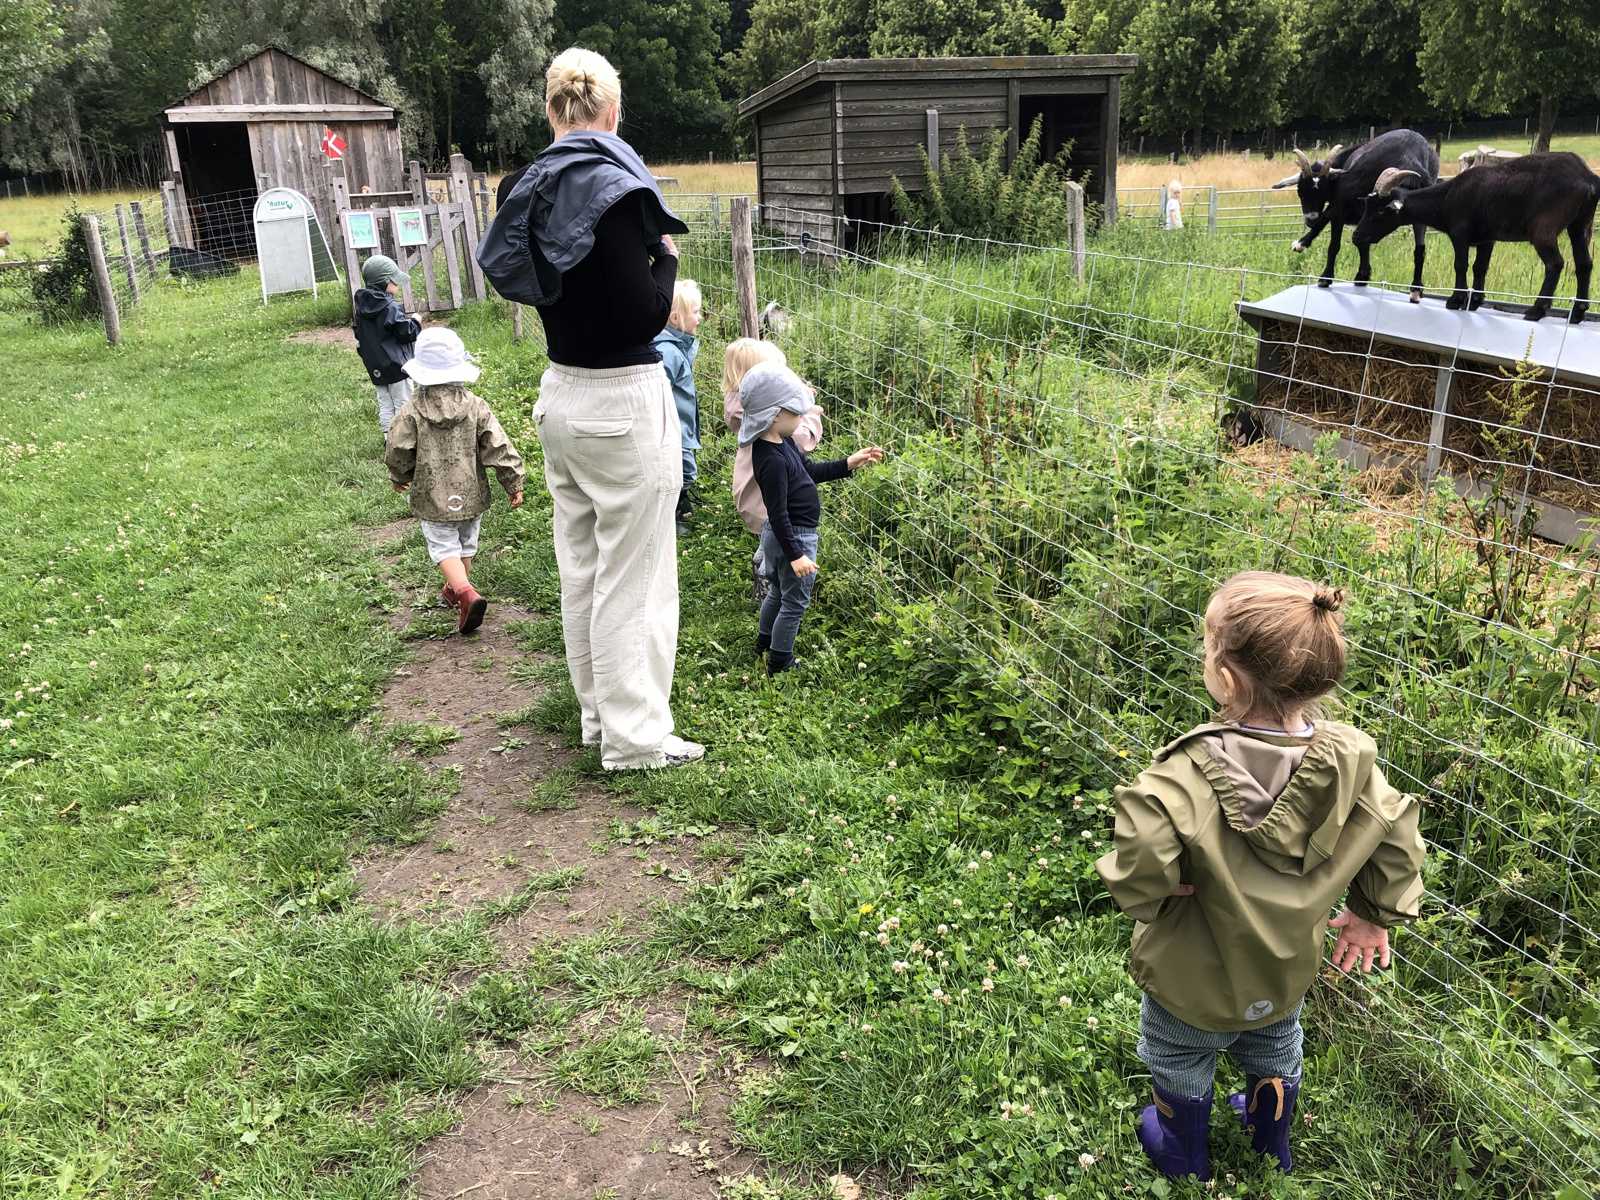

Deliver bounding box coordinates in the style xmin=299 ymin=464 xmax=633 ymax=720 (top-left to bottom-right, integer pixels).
xmin=725 ymin=0 xmax=818 ymax=101
xmin=555 ymin=0 xmax=729 ymax=160
xmin=869 ymin=0 xmax=1059 ymax=57
xmin=29 ymin=205 xmax=97 ymax=324
xmin=1295 ymin=0 xmax=1427 ymax=125
xmin=0 ymin=0 xmax=65 ymax=118
xmin=1114 ymin=0 xmax=1297 ymax=147
xmin=1417 ymin=0 xmax=1600 ymax=153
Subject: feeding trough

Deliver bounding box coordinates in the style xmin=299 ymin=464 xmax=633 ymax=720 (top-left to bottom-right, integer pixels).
xmin=1236 ymin=283 xmax=1600 ymax=545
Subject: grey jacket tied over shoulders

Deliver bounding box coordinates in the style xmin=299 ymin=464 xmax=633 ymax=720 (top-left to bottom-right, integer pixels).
xmin=476 ymin=131 xmax=688 ymax=307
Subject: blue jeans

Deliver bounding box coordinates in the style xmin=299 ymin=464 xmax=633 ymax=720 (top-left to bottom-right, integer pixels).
xmin=1138 ymin=994 xmax=1304 ymax=1100
xmin=758 ymin=523 xmax=818 ymax=656
xmin=681 ymin=448 xmax=697 ymax=487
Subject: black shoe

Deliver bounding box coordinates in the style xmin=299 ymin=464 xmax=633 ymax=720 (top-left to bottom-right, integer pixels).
xmin=676 ymin=518 xmax=691 ymax=539
xmin=675 ymin=488 xmax=693 ymax=522
xmin=756 ymin=633 xmax=771 ymax=656
xmin=767 ymin=650 xmax=796 ymax=676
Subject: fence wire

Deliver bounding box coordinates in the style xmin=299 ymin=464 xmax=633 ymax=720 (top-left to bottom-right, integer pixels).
xmin=678 ymin=203 xmax=1600 ymax=1195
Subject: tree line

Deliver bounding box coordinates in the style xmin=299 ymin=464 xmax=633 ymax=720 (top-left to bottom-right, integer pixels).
xmin=3 ymin=0 xmax=1597 ymax=180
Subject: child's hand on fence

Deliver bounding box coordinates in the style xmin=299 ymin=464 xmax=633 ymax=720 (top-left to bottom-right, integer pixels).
xmin=509 ymin=491 xmax=524 ymax=508
xmin=848 ymin=447 xmax=886 ymax=471
xmin=791 ymin=555 xmax=818 ymax=578
xmin=393 ymin=482 xmax=409 ymax=493
xmin=1328 ymin=908 xmax=1390 ymax=973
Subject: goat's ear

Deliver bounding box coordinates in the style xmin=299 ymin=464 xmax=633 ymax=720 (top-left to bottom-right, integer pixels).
xmin=1326 ymin=167 xmax=1346 ymax=176
xmin=1270 ymin=173 xmax=1301 ymax=189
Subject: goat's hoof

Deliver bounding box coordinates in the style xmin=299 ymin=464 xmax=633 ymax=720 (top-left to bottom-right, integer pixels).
xmin=1408 ymin=289 xmax=1423 ymax=304
xmin=1353 ymin=279 xmax=1370 ymax=288
xmin=1446 ymin=295 xmax=1466 ymax=311
xmin=1468 ymin=295 xmax=1486 ymax=311
xmin=1524 ymin=308 xmax=1548 ymax=322
xmin=1569 ymin=307 xmax=1589 ymax=325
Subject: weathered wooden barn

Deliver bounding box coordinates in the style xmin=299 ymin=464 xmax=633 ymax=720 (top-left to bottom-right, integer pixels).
xmin=162 ymin=48 xmax=404 ymax=256
xmin=739 ymin=55 xmax=1137 ymax=244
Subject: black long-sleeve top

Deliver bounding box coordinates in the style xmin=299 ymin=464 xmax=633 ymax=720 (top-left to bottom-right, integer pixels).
xmin=751 ymin=437 xmax=851 ymax=563
xmin=536 ymin=192 xmax=678 ymax=368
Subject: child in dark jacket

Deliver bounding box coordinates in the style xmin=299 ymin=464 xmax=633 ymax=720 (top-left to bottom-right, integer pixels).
xmin=737 ymin=363 xmax=883 ymax=675
xmin=353 ymin=255 xmax=421 ymax=437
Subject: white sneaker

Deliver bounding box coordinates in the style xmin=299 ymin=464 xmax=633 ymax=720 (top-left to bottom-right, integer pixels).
xmin=660 ymin=734 xmax=705 ymax=766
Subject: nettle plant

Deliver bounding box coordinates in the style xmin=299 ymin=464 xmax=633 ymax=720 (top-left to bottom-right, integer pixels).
xmin=891 ymin=118 xmax=1080 ymax=245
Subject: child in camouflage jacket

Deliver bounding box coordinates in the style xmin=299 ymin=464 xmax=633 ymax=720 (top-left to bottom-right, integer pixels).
xmin=385 ymin=328 xmax=525 ymax=634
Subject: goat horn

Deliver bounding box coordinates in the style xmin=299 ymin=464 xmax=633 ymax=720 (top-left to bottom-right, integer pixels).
xmin=1271 ymin=172 xmax=1301 ymax=189
xmin=1374 ymin=167 xmax=1421 ymax=196
xmin=1292 ymin=148 xmax=1312 ymax=172
xmin=1326 ymin=144 xmax=1345 ymax=164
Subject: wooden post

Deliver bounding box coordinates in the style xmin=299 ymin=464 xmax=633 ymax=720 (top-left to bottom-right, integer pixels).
xmin=113 ymin=203 xmax=140 ymax=303
xmin=418 ymin=204 xmax=440 ymax=311
xmin=130 ymin=201 xmax=156 ymax=274
xmin=81 ymin=215 xmax=121 ymax=346
xmin=731 ymin=196 xmax=758 ymax=340
xmin=1157 ymin=184 xmax=1168 ymax=227
xmin=438 ymin=203 xmax=466 ymax=309
xmin=1208 ymin=188 xmax=1219 ymax=232
xmin=512 ymin=302 xmax=524 ymax=341
xmin=710 ymin=194 xmax=720 ymax=231
xmin=408 ymin=160 xmax=425 ymax=204
xmin=1065 ymin=181 xmax=1086 ymax=283
xmin=331 ymin=174 xmax=352 ymax=270
xmin=448 ymin=153 xmax=487 ymax=301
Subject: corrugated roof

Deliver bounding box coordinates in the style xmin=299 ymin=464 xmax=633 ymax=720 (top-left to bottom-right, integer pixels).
xmin=1238 ymin=283 xmax=1600 ymax=388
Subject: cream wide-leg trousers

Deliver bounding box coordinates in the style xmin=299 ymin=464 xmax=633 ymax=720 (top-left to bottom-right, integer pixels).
xmin=534 ymin=362 xmax=681 ymax=769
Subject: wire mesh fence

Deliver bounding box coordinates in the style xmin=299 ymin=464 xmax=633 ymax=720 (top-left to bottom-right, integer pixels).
xmin=676 ymin=202 xmax=1600 ymax=1195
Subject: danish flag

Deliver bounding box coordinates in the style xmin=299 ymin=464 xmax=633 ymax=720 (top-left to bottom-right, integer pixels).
xmin=320 ymin=127 xmax=347 ymax=160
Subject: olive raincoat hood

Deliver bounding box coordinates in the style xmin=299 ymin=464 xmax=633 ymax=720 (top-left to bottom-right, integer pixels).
xmin=1095 ymin=721 xmax=1425 ymax=1032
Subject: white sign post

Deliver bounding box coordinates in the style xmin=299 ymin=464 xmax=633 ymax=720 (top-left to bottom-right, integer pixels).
xmin=253 ymin=187 xmax=341 ymax=303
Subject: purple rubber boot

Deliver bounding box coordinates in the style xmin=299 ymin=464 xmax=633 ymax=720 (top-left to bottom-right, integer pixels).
xmin=1228 ymin=1075 xmax=1299 ymax=1171
xmin=1137 ymin=1085 xmax=1212 ymax=1180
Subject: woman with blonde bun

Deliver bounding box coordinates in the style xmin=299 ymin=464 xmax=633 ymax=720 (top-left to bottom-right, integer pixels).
xmin=480 ymin=47 xmax=700 ymax=771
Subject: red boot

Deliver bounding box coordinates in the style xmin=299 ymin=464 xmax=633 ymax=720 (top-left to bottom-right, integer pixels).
xmin=455 ymin=583 xmax=487 ymax=634
xmin=441 ymin=583 xmax=459 ymax=608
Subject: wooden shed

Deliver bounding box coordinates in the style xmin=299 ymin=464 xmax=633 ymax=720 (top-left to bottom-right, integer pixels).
xmin=739 ymin=55 xmax=1137 ymax=245
xmin=162 ymin=47 xmax=404 ymax=257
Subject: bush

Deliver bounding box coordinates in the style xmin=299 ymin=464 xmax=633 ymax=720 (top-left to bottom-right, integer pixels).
xmin=889 ymin=117 xmax=1078 ymax=244
xmin=29 ymin=204 xmax=98 ymax=324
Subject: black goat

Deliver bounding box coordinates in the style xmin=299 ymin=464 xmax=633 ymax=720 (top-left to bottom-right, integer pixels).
xmin=1271 ymin=129 xmax=1439 ymax=300
xmin=1352 ymin=153 xmax=1600 ymax=323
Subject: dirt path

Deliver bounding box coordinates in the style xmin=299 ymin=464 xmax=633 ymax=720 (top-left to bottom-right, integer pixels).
xmin=357 ymin=521 xmax=764 ymax=1200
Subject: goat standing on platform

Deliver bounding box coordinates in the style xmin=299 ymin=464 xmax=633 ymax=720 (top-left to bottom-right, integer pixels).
xmin=1352 ymin=153 xmax=1600 ymax=322
xmin=1271 ymin=130 xmax=1439 ymax=300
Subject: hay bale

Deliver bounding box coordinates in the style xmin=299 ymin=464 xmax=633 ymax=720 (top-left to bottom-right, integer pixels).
xmin=1252 ymin=320 xmax=1600 ymax=511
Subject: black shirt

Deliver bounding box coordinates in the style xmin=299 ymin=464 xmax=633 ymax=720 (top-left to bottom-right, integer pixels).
xmin=751 ymin=437 xmax=851 ymax=563
xmin=536 ymin=192 xmax=678 ymax=369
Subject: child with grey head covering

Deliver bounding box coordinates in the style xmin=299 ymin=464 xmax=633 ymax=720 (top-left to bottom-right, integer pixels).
xmin=740 ymin=364 xmax=885 ymax=675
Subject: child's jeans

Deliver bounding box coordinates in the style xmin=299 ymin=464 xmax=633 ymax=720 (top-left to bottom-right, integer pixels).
xmin=1138 ymin=993 xmax=1303 ymax=1099
xmin=758 ymin=523 xmax=818 ymax=656
xmin=682 ymin=448 xmax=697 ymax=488
xmin=376 ymin=379 xmax=412 ymax=435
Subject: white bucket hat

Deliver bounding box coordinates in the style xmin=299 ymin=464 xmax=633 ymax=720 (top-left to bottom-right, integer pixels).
xmin=403 ymin=327 xmax=481 ymax=386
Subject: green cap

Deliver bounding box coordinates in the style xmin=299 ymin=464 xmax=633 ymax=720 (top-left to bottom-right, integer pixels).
xmin=361 ymin=254 xmax=404 ymax=288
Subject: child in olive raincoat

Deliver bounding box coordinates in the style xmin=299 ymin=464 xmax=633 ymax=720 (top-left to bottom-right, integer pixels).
xmin=386 ymin=328 xmax=526 ymax=634
xmin=1095 ymin=571 xmax=1425 ymax=1181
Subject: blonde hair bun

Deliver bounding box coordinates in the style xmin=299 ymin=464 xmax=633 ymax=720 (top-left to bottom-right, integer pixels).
xmin=1312 ymin=587 xmax=1345 ymax=614
xmin=546 ymin=48 xmax=622 ymax=130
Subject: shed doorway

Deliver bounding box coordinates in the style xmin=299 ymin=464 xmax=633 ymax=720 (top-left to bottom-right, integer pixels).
xmin=1018 ymin=93 xmax=1102 ymax=172
xmin=177 ymin=122 xmax=257 ymax=258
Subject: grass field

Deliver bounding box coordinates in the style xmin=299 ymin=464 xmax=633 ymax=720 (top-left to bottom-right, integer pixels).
xmin=4 ymin=182 xmax=1598 ymax=1198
